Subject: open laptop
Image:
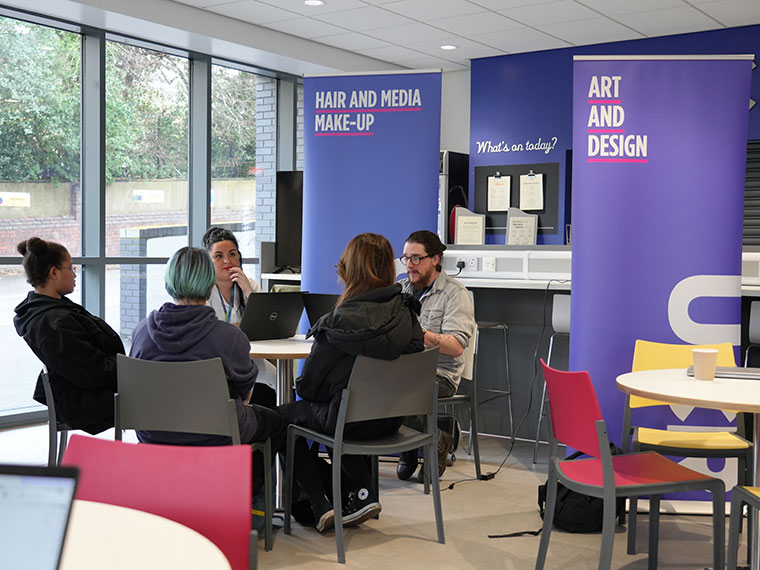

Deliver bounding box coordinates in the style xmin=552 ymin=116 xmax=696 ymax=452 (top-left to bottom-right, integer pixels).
xmin=302 ymin=293 xmax=339 ymax=328
xmin=686 ymin=365 xmax=760 ymax=380
xmin=0 ymin=464 xmax=79 ymax=570
xmin=239 ymin=292 xmax=304 ymax=341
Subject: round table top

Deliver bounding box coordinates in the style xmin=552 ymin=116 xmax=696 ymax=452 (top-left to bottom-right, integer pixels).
xmin=616 ymin=368 xmax=760 ymax=413
xmin=249 ymin=334 xmax=313 ymax=359
xmin=60 ymin=500 xmax=232 ymax=570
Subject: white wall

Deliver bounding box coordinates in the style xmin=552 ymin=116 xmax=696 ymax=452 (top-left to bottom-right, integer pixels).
xmin=440 ymin=70 xmax=470 ymax=154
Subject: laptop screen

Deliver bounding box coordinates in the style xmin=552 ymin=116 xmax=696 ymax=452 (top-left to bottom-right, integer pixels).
xmin=0 ymin=465 xmax=79 ymax=570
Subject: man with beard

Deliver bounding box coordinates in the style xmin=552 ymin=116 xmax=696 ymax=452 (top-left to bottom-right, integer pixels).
xmin=396 ymin=230 xmax=475 ymax=481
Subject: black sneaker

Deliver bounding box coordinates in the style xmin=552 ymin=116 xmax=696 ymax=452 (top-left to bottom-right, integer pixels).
xmin=341 ymin=487 xmax=381 ymax=526
xmin=311 ymin=496 xmax=334 ymax=533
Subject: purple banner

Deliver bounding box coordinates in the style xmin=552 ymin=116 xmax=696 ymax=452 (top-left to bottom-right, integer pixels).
xmin=570 ymin=57 xmax=751 ymax=454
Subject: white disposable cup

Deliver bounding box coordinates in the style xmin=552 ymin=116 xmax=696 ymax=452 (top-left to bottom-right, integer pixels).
xmin=692 ymin=348 xmax=719 ymax=381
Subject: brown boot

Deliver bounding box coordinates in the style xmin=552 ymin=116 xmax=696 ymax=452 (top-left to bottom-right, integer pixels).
xmin=437 ymin=430 xmax=453 ymax=477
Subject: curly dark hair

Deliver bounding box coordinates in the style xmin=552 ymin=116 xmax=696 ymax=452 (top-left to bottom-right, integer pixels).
xmin=405 ymin=230 xmax=446 ymax=272
xmin=17 ymin=237 xmax=69 ymax=287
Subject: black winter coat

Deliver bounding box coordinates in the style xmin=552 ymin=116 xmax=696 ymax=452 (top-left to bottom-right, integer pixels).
xmin=296 ymin=284 xmax=424 ymax=432
xmin=14 ymin=292 xmax=125 ymax=434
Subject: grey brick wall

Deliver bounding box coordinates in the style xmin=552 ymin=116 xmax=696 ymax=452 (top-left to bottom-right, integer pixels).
xmin=255 ymin=76 xmax=277 ymax=280
xmin=296 ymin=82 xmax=304 ymax=171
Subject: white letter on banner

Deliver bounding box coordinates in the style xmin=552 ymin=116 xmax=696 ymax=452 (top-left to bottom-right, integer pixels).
xmin=667 ymin=274 xmax=741 ymax=345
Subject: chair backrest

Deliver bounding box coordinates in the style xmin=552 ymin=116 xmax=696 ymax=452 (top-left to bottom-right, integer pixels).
xmin=540 ymin=359 xmax=603 ymax=458
xmin=62 ymin=435 xmax=252 ymax=570
xmin=750 ymin=301 xmax=760 ymax=345
xmin=115 ymin=355 xmax=240 ymax=443
xmin=551 ymin=294 xmax=571 ymax=335
xmin=629 ymin=340 xmax=736 ymax=408
xmin=343 ymin=347 xmax=439 ymax=424
xmin=461 ymin=328 xmax=479 ymax=382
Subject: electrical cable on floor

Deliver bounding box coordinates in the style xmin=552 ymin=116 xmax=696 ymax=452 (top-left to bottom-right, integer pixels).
xmin=442 ymin=279 xmax=569 ymax=492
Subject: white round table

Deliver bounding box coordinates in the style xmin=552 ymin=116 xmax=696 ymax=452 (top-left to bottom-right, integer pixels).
xmin=249 ymin=334 xmax=313 ymax=406
xmin=60 ymin=500 xmax=232 ymax=570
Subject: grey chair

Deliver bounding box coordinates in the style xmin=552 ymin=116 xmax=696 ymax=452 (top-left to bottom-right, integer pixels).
xmin=283 ymin=347 xmax=444 ymax=564
xmin=40 ymin=366 xmax=70 ymax=467
xmin=438 ymin=328 xmax=481 ymax=478
xmin=533 ymin=293 xmax=570 ymax=464
xmin=745 ymin=300 xmax=760 ymax=366
xmin=727 ymin=484 xmax=760 ymax=569
xmin=114 ymin=354 xmax=273 ymax=551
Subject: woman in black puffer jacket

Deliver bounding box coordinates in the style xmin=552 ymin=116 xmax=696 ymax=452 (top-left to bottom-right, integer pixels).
xmin=278 ymin=232 xmax=424 ymax=530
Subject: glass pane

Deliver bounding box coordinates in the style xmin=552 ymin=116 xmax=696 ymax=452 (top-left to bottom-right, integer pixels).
xmin=105 ymin=41 xmax=189 ymax=257
xmin=0 ymin=18 xmax=82 ymax=256
xmin=211 ymin=65 xmax=259 ymax=276
xmin=1 ymin=265 xmax=82 ymax=415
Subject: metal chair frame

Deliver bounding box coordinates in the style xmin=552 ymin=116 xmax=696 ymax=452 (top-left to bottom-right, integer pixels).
xmin=40 ymin=366 xmax=70 ymax=467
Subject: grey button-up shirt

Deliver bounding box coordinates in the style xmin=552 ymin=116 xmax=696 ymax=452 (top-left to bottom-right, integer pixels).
xmin=400 ymin=270 xmax=475 ymax=389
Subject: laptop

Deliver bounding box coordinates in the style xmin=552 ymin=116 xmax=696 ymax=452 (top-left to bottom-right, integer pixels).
xmin=302 ymin=293 xmax=339 ymax=328
xmin=239 ymin=292 xmax=304 ymax=341
xmin=0 ymin=464 xmax=79 ymax=570
xmin=686 ymin=365 xmax=760 ymax=380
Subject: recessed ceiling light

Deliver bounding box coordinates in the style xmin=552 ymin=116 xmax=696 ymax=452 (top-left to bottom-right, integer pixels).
xmin=440 ymin=44 xmax=458 ymax=51
xmin=304 ymin=0 xmax=325 ymax=6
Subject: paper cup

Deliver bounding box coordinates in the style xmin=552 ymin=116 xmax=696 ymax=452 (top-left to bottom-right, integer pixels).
xmin=692 ymin=348 xmax=719 ymax=381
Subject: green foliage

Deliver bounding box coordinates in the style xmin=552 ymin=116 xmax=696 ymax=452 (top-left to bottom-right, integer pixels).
xmin=0 ymin=16 xmax=258 ymax=184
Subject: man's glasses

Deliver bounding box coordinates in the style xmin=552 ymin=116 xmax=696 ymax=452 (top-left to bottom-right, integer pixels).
xmin=399 ymin=255 xmax=430 ymax=266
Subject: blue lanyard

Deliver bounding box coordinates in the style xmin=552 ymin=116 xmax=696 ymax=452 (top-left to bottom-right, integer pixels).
xmin=217 ymin=286 xmax=235 ymax=323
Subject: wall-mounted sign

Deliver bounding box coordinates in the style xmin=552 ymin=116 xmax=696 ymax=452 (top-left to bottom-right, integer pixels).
xmin=132 ymin=189 xmax=165 ymax=203
xmin=0 ymin=192 xmax=31 ymax=207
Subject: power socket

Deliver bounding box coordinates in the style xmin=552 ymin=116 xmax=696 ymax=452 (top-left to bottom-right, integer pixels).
xmin=482 ymin=257 xmax=496 ymax=272
xmin=466 ymin=257 xmax=478 ymax=271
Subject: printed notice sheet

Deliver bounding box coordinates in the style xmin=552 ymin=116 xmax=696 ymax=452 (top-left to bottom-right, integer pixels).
xmin=487 ymin=175 xmax=510 ymax=211
xmin=506 ymin=208 xmax=538 ymax=246
xmin=454 ymin=207 xmax=485 ymax=245
xmin=519 ymin=174 xmax=544 ymax=211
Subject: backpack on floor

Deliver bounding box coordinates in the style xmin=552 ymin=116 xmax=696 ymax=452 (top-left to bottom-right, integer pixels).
xmin=537 ymin=445 xmax=625 ymax=533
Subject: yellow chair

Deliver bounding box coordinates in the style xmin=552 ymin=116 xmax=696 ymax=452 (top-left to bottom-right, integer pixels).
xmin=622 ymin=340 xmax=752 ymax=555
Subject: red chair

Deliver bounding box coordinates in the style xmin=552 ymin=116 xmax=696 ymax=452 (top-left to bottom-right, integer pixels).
xmin=62 ymin=435 xmax=255 ymax=570
xmin=536 ymin=360 xmax=724 ymax=570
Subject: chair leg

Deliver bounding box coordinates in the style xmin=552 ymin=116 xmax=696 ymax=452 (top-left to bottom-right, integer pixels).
xmin=647 ymin=495 xmax=660 ymax=570
xmin=627 ymin=496 xmax=638 ymax=554
xmin=372 ymin=456 xmax=380 ymax=519
xmin=469 ymin=392 xmax=482 ymax=480
xmin=728 ymin=491 xmax=745 ymax=570
xmin=332 ymin=450 xmax=346 ymax=564
xmin=599 ymin=494 xmax=617 ymax=570
xmin=263 ymin=439 xmax=273 ymax=551
xmin=711 ymin=482 xmax=726 ymax=570
xmin=283 ymin=431 xmax=296 ymax=535
xmin=426 ymin=439 xmax=445 ymax=544
xmin=532 ymin=381 xmax=548 ymax=465
xmin=535 ymin=469 xmax=557 ymax=570
xmin=500 ymin=326 xmax=514 ymax=443
xmin=48 ymin=422 xmax=57 ymax=467
xmin=57 ymin=431 xmax=68 ymax=466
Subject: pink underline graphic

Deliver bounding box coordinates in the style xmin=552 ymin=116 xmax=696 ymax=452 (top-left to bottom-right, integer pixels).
xmin=315 ymin=132 xmax=375 ymax=136
xmin=588 ymin=99 xmax=621 ymax=104
xmin=315 ymin=107 xmax=421 ymax=113
xmin=587 ymin=158 xmax=648 ymax=163
xmin=587 ymin=129 xmax=625 ymax=133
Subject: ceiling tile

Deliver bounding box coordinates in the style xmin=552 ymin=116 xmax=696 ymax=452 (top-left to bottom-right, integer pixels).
xmin=696 ymin=0 xmax=760 ymax=27
xmin=406 ymin=36 xmax=504 ymax=60
xmin=263 ymin=17 xmax=350 ymax=38
xmin=315 ymin=32 xmax=391 ymax=50
xmin=498 ymin=0 xmax=600 ymax=26
xmin=397 ymin=56 xmax=468 ymax=71
xmin=356 ymin=44 xmax=427 ymax=62
xmin=540 ymin=17 xmax=644 ymax=46
xmin=256 ymin=0 xmax=367 ymax=16
xmin=206 ymin=1 xmax=301 ymax=24
xmin=467 ymin=0 xmax=550 ymax=8
xmin=429 ymin=11 xmax=524 ymax=35
xmin=365 ymin=22 xmax=453 ymax=43
xmin=614 ymin=6 xmax=722 ymax=37
xmin=577 ymin=0 xmax=684 ymax=16
xmin=382 ymin=0 xmax=485 ymax=20
xmin=472 ymin=26 xmax=571 ymax=53
xmin=314 ymin=6 xmax=414 ymax=30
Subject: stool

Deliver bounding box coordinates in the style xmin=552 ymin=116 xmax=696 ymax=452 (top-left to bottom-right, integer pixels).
xmin=532 ymin=294 xmax=570 ymax=464
xmin=474 ymin=321 xmax=513 ymax=443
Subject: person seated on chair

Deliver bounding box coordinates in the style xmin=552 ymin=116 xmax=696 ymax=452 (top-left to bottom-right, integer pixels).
xmin=278 ymin=232 xmax=424 ymax=529
xmin=396 ymin=230 xmax=475 ymax=481
xmin=13 ymin=237 xmax=125 ymax=435
xmin=202 ymin=226 xmax=276 ymax=408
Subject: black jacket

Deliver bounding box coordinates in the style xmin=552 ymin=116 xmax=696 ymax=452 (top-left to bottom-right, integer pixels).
xmin=13 ymin=292 xmax=125 ymax=434
xmin=296 ymin=284 xmax=424 ymax=431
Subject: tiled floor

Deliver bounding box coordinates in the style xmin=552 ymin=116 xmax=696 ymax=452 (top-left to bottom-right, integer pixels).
xmin=0 ymin=426 xmax=738 ymax=569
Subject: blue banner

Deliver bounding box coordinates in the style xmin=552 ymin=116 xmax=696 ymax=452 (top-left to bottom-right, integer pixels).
xmin=570 ymin=56 xmax=751 ymax=461
xmin=302 ymin=71 xmax=441 ymax=294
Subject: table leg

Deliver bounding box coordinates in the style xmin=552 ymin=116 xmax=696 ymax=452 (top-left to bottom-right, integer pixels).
xmin=275 ymin=359 xmax=294 ymax=509
xmin=753 ymin=414 xmax=760 ymax=570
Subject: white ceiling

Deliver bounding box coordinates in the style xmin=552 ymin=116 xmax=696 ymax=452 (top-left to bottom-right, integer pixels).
xmin=170 ymin=0 xmax=760 ymax=71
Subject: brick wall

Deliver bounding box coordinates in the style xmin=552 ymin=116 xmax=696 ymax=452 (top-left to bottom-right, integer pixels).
xmin=296 ymin=83 xmax=304 ymax=171
xmin=255 ymin=76 xmax=277 ymax=280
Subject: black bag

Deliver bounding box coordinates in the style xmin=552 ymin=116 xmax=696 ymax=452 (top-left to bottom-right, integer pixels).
xmin=537 ymin=446 xmax=626 ymax=533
